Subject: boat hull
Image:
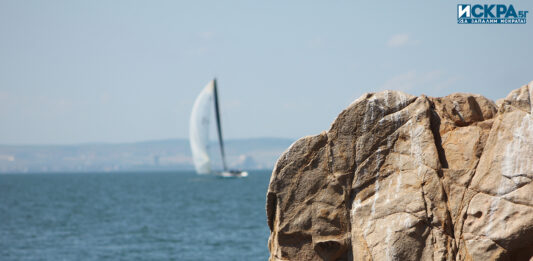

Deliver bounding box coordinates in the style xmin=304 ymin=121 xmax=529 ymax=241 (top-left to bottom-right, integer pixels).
xmin=217 ymin=171 xmax=248 ymax=178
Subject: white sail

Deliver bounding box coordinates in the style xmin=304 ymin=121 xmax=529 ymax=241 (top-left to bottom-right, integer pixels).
xmin=189 ymin=80 xmax=215 ymax=174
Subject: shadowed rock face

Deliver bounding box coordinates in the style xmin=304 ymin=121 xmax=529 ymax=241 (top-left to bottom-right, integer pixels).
xmin=266 ymin=82 xmax=533 ymax=261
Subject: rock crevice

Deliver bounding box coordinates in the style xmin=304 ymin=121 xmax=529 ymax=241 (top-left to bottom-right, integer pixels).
xmin=266 ymin=82 xmax=533 ymax=261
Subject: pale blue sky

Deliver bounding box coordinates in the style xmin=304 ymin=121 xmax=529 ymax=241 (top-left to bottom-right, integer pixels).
xmin=1 ymin=0 xmax=532 ymax=144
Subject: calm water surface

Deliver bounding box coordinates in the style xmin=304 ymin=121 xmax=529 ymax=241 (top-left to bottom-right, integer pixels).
xmin=0 ymin=171 xmax=271 ymax=260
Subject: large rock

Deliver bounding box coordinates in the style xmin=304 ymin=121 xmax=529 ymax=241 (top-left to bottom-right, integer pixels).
xmin=266 ymin=82 xmax=533 ymax=261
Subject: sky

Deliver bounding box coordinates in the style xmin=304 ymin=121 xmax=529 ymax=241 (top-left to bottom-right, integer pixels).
xmin=0 ymin=0 xmax=532 ymax=145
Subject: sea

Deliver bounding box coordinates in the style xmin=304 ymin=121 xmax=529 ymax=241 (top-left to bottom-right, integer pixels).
xmin=0 ymin=170 xmax=272 ymax=261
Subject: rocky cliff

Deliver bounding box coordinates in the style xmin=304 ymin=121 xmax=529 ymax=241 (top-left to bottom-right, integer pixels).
xmin=266 ymin=82 xmax=533 ymax=261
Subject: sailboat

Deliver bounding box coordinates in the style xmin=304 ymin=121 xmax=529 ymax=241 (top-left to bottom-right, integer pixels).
xmin=189 ymin=79 xmax=248 ymax=178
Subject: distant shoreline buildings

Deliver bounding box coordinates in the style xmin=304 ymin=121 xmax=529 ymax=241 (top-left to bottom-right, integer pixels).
xmin=0 ymin=138 xmax=292 ymax=174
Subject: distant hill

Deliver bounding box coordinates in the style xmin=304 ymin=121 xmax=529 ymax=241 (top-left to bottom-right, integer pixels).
xmin=0 ymin=138 xmax=294 ymax=173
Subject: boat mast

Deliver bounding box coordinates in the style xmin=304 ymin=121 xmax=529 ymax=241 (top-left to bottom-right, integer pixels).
xmin=212 ymin=78 xmax=228 ymax=171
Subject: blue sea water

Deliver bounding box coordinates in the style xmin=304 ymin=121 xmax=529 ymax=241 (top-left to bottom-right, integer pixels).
xmin=0 ymin=171 xmax=272 ymax=260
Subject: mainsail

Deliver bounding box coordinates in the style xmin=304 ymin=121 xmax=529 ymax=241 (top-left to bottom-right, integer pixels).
xmin=189 ymin=81 xmax=214 ymax=174
xmin=189 ymin=79 xmax=228 ymax=174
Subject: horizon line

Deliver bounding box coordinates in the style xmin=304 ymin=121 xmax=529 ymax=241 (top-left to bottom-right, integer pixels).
xmin=0 ymin=136 xmax=296 ymax=147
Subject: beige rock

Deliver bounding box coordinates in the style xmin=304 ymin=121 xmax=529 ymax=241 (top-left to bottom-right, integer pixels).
xmin=266 ymin=82 xmax=533 ymax=260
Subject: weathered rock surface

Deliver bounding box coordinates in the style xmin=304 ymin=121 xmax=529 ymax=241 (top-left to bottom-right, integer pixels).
xmin=266 ymin=82 xmax=533 ymax=261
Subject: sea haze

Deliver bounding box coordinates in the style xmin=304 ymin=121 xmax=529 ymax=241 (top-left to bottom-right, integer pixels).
xmin=0 ymin=170 xmax=271 ymax=260
xmin=0 ymin=138 xmax=293 ymax=173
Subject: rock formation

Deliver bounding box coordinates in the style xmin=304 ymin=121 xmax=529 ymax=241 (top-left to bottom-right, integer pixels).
xmin=266 ymin=82 xmax=533 ymax=261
